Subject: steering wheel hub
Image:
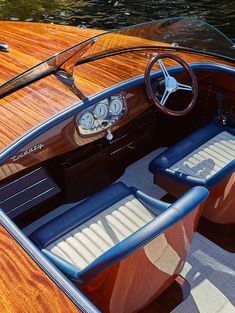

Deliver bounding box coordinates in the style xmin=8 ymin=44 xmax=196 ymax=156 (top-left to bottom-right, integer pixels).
xmin=165 ymin=76 xmax=178 ymax=93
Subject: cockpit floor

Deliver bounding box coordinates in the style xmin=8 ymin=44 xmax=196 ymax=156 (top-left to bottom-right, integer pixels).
xmin=172 ymin=232 xmax=235 ymax=313
xmin=116 ymin=147 xmax=167 ymax=198
xmin=23 ymin=147 xmax=235 ymax=313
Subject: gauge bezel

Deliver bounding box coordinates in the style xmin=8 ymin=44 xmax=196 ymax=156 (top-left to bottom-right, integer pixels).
xmin=109 ymin=97 xmax=124 ymax=116
xmin=76 ymin=94 xmax=127 ymax=137
xmin=93 ymin=102 xmax=108 ymax=119
xmin=78 ymin=111 xmax=95 ymax=130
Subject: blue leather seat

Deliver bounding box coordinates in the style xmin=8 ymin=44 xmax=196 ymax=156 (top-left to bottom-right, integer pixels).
xmin=149 ymin=123 xmax=235 ymax=189
xmin=149 ymin=123 xmax=235 ymax=224
xmin=30 ymin=182 xmax=208 ymax=284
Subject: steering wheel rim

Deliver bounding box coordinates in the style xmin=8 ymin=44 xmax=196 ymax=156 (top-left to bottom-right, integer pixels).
xmin=144 ymin=53 xmax=198 ymax=117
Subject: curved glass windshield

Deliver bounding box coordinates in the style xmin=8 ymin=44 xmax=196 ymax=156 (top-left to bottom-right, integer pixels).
xmin=0 ymin=17 xmax=233 ymax=100
xmin=81 ymin=17 xmax=235 ymax=61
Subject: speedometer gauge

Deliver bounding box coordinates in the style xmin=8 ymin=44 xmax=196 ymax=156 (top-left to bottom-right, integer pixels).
xmin=78 ymin=112 xmax=94 ymax=130
xmin=93 ymin=102 xmax=108 ymax=119
xmin=109 ymin=98 xmax=123 ymax=115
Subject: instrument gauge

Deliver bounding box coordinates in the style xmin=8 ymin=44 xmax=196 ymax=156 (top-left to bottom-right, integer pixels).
xmin=93 ymin=102 xmax=108 ymax=119
xmin=109 ymin=98 xmax=123 ymax=116
xmin=78 ymin=112 xmax=94 ymax=130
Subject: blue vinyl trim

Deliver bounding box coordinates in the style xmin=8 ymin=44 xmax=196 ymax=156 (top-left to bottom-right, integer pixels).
xmin=149 ymin=122 xmax=235 ymax=188
xmin=0 ymin=62 xmax=235 ymax=164
xmin=170 ymin=186 xmax=209 ymax=215
xmin=42 ymin=249 xmax=83 ymax=283
xmin=130 ymin=187 xmax=171 ymax=214
xmin=0 ymin=209 xmax=100 ymax=313
xmin=31 ymin=183 xmax=208 ymax=283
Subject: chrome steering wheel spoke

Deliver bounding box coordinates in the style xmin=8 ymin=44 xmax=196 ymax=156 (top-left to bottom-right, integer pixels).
xmin=158 ymin=59 xmax=170 ymax=78
xmin=178 ymin=82 xmax=192 ymax=91
xmin=160 ymin=89 xmax=171 ymax=106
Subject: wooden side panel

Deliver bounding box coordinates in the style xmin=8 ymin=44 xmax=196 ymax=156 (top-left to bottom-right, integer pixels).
xmin=157 ymin=173 xmax=235 ymax=224
xmin=79 ymin=207 xmax=200 ymax=313
xmin=203 ymin=173 xmax=235 ymax=224
xmin=0 ymin=225 xmax=81 ymax=313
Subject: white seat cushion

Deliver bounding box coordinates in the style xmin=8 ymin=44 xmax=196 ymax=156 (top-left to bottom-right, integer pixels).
xmin=47 ymin=195 xmax=155 ymax=270
xmin=170 ymin=131 xmax=235 ymax=180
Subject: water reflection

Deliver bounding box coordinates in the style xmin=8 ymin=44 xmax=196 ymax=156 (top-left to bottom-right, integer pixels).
xmin=0 ymin=0 xmax=234 ymax=39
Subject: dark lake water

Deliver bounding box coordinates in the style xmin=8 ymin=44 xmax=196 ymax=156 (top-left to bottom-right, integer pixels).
xmin=0 ymin=0 xmax=234 ymax=39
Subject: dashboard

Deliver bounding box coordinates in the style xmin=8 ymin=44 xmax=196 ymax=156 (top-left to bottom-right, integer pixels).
xmin=76 ymin=94 xmax=127 ymax=136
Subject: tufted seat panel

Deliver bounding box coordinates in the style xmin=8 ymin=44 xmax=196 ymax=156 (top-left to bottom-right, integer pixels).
xmin=169 ymin=131 xmax=235 ymax=180
xmin=47 ymin=195 xmax=155 ymax=271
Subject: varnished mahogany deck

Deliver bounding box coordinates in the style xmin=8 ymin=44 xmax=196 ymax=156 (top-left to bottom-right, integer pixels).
xmin=0 ymin=21 xmax=234 ymax=313
xmin=0 ymin=22 xmax=102 ymax=152
xmin=0 ymin=225 xmax=81 ymax=312
xmin=0 ymin=21 xmax=234 ymax=155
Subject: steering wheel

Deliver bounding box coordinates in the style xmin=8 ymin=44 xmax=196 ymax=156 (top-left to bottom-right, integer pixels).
xmin=145 ymin=53 xmax=198 ymax=117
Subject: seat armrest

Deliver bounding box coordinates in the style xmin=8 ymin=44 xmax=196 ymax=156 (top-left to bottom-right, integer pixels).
xmin=42 ymin=249 xmax=81 ymax=282
xmin=170 ymin=186 xmax=209 ymax=217
xmin=130 ymin=187 xmax=170 ymax=214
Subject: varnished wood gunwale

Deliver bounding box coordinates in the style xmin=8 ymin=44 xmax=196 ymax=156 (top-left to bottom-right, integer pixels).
xmin=0 ymin=224 xmax=82 ymax=312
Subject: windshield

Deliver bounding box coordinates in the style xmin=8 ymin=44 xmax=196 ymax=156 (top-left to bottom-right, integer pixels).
xmin=80 ymin=17 xmax=235 ymax=62
xmin=0 ymin=17 xmax=234 ymax=100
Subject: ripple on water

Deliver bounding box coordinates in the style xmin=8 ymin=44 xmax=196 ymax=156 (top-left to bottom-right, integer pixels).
xmin=0 ymin=0 xmax=233 ymax=38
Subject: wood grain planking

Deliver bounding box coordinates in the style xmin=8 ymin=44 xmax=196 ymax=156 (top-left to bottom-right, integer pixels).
xmin=74 ymin=49 xmax=234 ymax=96
xmin=0 ymin=22 xmax=103 ymax=82
xmin=0 ymin=21 xmax=233 ymax=163
xmin=0 ymin=22 xmax=104 ymax=152
xmin=0 ymin=225 xmax=81 ymax=313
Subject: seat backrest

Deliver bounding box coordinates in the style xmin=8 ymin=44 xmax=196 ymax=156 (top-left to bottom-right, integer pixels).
xmin=78 ymin=185 xmax=208 ymax=313
xmin=30 ymin=183 xmax=208 ymax=285
xmin=80 ymin=201 xmax=202 ymax=313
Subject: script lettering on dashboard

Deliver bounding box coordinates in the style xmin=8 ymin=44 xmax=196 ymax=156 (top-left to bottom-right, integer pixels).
xmin=11 ymin=144 xmax=45 ymax=162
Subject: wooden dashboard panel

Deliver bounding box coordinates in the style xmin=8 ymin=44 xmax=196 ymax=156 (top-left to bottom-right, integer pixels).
xmin=0 ymin=84 xmax=153 ymax=181
xmin=0 ymin=225 xmax=81 ymax=313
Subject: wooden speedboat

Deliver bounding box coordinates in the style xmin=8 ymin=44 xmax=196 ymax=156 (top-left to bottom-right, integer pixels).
xmin=0 ymin=18 xmax=234 ymax=312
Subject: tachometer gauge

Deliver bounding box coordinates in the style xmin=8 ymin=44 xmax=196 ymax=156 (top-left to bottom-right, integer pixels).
xmin=109 ymin=98 xmax=123 ymax=116
xmin=78 ymin=112 xmax=94 ymax=130
xmin=93 ymin=102 xmax=108 ymax=119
